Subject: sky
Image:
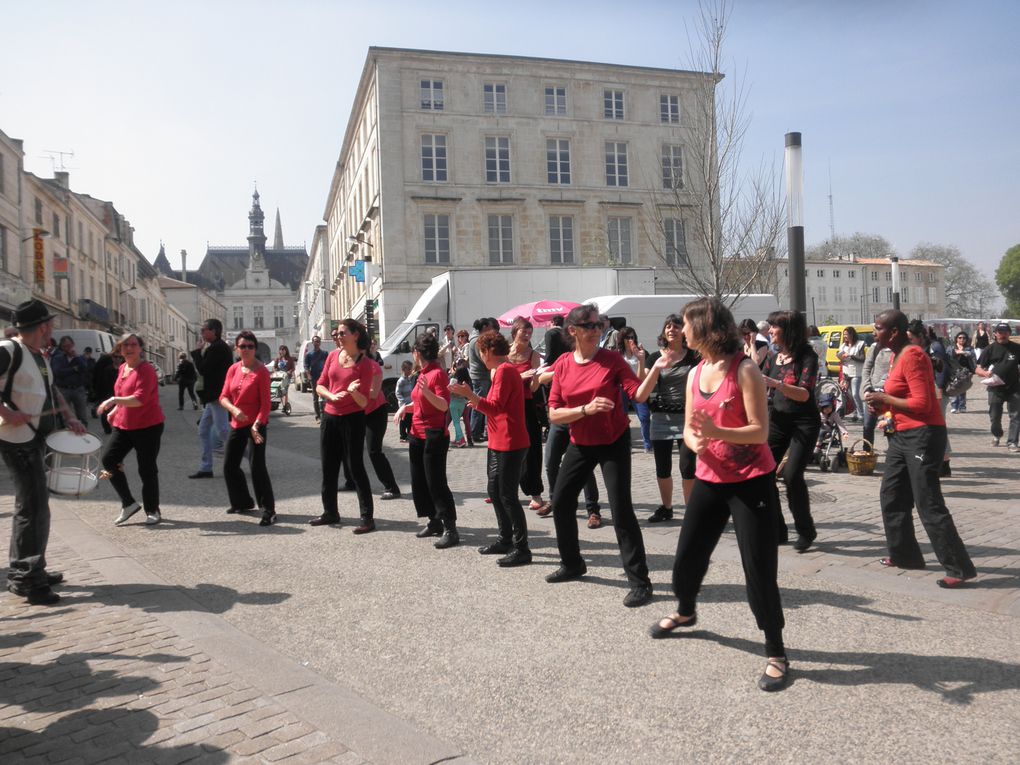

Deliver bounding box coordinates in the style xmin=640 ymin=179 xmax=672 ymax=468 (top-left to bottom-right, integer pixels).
xmin=2 ymin=0 xmax=1017 ymax=285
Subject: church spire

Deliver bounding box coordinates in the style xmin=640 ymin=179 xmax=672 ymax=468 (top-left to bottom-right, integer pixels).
xmin=247 ymin=184 xmax=267 ymax=268
xmin=273 ymin=208 xmax=284 ymax=250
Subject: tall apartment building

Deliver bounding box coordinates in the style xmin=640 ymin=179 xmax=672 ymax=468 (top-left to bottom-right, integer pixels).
xmin=321 ymin=48 xmax=718 ymax=341
xmin=774 ymin=255 xmax=945 ymax=326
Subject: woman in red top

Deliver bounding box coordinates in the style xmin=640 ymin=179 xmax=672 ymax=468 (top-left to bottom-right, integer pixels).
xmin=545 ymin=303 xmax=658 ymax=608
xmin=399 ymin=332 xmax=458 ymax=548
xmin=97 ymin=333 xmax=166 ymax=526
xmin=864 ymin=309 xmax=976 ymax=588
xmin=219 ymin=331 xmax=275 ymax=526
xmin=452 ymin=330 xmax=532 ymax=567
xmin=507 ymin=317 xmax=547 ymax=512
xmin=311 ymin=319 xmax=375 ymax=532
xmin=648 ymin=297 xmax=789 ymax=692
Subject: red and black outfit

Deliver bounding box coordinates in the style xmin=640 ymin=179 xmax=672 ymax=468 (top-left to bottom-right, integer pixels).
xmin=472 ymin=363 xmax=531 ymax=553
xmin=672 ymin=354 xmax=785 ymax=658
xmin=409 ymin=361 xmax=457 ymax=533
xmin=547 ymin=350 xmax=650 ymax=587
xmin=508 ymin=351 xmax=544 ymax=499
xmin=220 ymin=362 xmax=274 ymax=515
xmin=102 ymin=362 xmax=165 ymax=517
xmin=879 ymin=345 xmax=975 ymax=578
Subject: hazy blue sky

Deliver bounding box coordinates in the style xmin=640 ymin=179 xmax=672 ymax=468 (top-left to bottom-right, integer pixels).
xmin=2 ymin=0 xmax=1017 ymax=281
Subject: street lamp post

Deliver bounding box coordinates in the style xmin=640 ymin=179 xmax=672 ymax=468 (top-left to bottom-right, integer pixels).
xmin=784 ymin=132 xmax=806 ymax=315
xmin=890 ymin=255 xmax=901 ymax=311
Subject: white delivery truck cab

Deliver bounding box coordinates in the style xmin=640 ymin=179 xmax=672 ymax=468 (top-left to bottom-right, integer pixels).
xmin=376 ymin=267 xmax=654 ymax=408
xmin=582 ymin=294 xmax=781 ymax=349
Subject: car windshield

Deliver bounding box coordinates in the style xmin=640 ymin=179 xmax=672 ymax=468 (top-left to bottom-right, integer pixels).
xmin=379 ymin=323 xmax=413 ymax=352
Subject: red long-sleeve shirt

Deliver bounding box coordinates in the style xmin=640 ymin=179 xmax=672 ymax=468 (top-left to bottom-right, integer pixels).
xmin=220 ymin=362 xmax=271 ymax=429
xmin=884 ymin=345 xmax=944 ymax=432
xmin=471 ymin=363 xmax=529 ymax=451
xmin=319 ymin=351 xmax=375 ymax=417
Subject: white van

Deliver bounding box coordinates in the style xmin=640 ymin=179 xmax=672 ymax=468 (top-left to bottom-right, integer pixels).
xmin=57 ymin=329 xmax=119 ymax=356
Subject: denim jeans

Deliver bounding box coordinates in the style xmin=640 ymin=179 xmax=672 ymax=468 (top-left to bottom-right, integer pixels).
xmin=198 ymin=402 xmax=230 ymax=472
xmin=449 ymin=397 xmax=466 ymax=442
xmin=2 ymin=439 xmax=51 ymax=590
xmin=470 ymin=378 xmax=491 ymax=441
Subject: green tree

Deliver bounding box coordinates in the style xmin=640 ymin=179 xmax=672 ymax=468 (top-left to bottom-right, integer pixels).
xmin=909 ymin=243 xmax=1000 ymax=318
xmin=996 ymin=244 xmax=1020 ymax=317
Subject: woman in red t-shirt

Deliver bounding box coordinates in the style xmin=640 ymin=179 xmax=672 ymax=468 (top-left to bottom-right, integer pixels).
xmin=507 ymin=317 xmax=547 ymax=512
xmin=864 ymin=309 xmax=976 ymax=589
xmin=397 ymin=332 xmax=458 ymax=547
xmin=97 ymin=333 xmax=166 ymax=526
xmin=219 ymin=331 xmax=275 ymax=526
xmin=452 ymin=330 xmax=532 ymax=567
xmin=648 ymin=297 xmax=788 ymax=693
xmin=544 ymin=304 xmax=658 ymax=609
xmin=310 ymin=319 xmax=375 ymax=532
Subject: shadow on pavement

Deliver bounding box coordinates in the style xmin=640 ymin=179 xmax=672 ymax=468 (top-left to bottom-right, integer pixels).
xmin=59 ymin=582 xmax=291 ymax=615
xmin=138 ymin=517 xmax=304 ymax=536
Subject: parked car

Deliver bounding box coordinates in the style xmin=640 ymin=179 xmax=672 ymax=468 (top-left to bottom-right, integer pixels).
xmin=816 ymin=324 xmax=875 ymax=375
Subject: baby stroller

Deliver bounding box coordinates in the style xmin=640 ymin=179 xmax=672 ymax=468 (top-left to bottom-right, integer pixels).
xmin=814 ymin=378 xmax=846 ymax=417
xmin=813 ymin=393 xmax=847 ymax=472
xmin=269 ymin=371 xmax=292 ymax=415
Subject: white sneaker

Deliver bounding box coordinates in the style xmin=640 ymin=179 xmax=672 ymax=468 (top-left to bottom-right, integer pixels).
xmin=115 ymin=502 xmax=142 ymax=526
xmin=1009 ymin=444 xmax=1019 ymax=454
xmin=145 ymin=511 xmax=162 ymax=525
xmin=992 ymin=437 xmax=1000 ymax=447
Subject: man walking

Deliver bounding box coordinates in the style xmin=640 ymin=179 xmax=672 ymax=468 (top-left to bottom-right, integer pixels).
xmin=975 ymin=322 xmax=1020 ymax=452
xmin=468 ymin=317 xmax=496 ymax=443
xmin=189 ymin=319 xmax=232 ymax=478
xmin=304 ymin=335 xmax=329 ymax=422
xmin=1 ymin=300 xmax=86 ymax=605
xmin=50 ymin=335 xmax=90 ymax=423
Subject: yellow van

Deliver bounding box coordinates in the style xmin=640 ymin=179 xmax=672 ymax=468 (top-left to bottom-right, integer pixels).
xmin=816 ymin=325 xmax=875 ymax=376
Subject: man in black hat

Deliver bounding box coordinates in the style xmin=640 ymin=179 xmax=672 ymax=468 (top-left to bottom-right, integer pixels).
xmin=0 ymin=299 xmax=86 ymax=606
xmin=975 ymin=322 xmax=1020 ymax=451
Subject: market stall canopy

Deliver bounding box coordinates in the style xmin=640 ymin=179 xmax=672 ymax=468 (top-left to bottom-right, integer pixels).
xmin=497 ymin=300 xmax=582 ymax=328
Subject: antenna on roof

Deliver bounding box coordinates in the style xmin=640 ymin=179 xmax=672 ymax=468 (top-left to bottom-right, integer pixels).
xmin=41 ymin=149 xmax=75 ymax=173
xmin=827 ymin=160 xmax=837 ymax=245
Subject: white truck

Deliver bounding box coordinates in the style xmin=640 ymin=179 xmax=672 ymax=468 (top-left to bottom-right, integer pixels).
xmin=377 ymin=267 xmax=654 ymax=407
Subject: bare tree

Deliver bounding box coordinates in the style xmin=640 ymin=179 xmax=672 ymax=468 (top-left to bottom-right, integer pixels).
xmin=641 ymin=0 xmax=786 ymax=305
xmin=910 ymin=242 xmax=1001 ymax=317
xmin=806 ymin=232 xmax=895 ymax=261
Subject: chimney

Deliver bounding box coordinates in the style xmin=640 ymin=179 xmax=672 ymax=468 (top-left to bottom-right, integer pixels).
xmin=180 ymin=249 xmax=188 ymax=282
xmin=55 ymin=171 xmax=70 ymax=189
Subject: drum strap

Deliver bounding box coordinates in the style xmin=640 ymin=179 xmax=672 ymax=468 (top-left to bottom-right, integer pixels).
xmin=1 ymin=340 xmax=23 ymax=409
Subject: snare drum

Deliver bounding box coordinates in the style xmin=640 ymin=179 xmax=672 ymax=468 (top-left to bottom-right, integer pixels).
xmin=45 ymin=430 xmax=103 ymax=496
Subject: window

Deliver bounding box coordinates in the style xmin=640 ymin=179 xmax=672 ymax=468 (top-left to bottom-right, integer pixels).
xmin=605 ymin=142 xmax=628 ymax=187
xmin=488 ymin=215 xmax=513 ymax=265
xmin=77 ymin=221 xmax=83 ymax=250
xmin=546 ymin=139 xmax=571 ymax=184
xmin=884 ymin=271 xmax=891 ymax=281
xmin=54 ymin=277 xmax=62 ymax=301
xmin=849 ymin=286 xmax=858 ymax=302
xmin=424 ymin=214 xmax=450 ymax=264
xmin=545 ymin=86 xmax=566 ymax=115
xmin=914 ymin=271 xmax=922 ymax=282
xmin=274 ymin=305 xmax=284 ymax=328
xmin=664 ymin=219 xmax=687 ymax=267
xmin=253 ymin=305 xmax=264 ymax=329
xmin=607 ymin=217 xmax=632 ymax=264
xmin=871 ymin=270 xmax=878 ymax=281
xmin=0 ymin=154 xmax=4 ymax=195
xmin=660 ymin=94 xmax=680 ymax=124
xmin=929 ymin=272 xmax=936 ymax=282
xmin=421 ymin=135 xmax=447 ymax=182
xmin=52 ymin=213 xmax=60 ymax=239
xmin=0 ymin=225 xmax=6 ymax=271
xmin=483 ymin=83 xmax=507 ymax=114
xmin=662 ymin=144 xmax=683 ymax=190
xmin=549 ymin=216 xmax=574 ymax=264
xmin=233 ymin=306 xmax=244 ymax=330
xmin=818 ymin=286 xmax=827 ymax=301
xmin=484 ymin=136 xmax=510 ymax=184
xmin=928 ymin=286 xmax=937 ymax=304
xmin=849 ymin=270 xmax=857 ymax=278
xmin=834 ymin=286 xmax=843 ymax=302
xmin=872 ymin=287 xmax=880 ymax=303
xmin=886 ymin=287 xmax=893 ymax=302
xmin=833 ymin=269 xmax=841 ymax=278
xmin=420 ymin=79 xmax=443 ymax=110
xmin=901 ymin=286 xmax=910 ymax=303
xmin=816 ymin=269 xmax=825 ymax=278
xmin=604 ymin=89 xmax=624 ymax=119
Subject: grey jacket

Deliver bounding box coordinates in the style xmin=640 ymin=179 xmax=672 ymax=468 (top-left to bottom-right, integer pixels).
xmin=861 ymin=344 xmax=893 ymax=394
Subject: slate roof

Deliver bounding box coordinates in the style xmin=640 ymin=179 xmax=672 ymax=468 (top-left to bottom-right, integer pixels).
xmin=152 ymin=246 xmax=308 ymax=292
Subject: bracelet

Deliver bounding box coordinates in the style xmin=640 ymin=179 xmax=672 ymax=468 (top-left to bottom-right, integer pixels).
xmin=581 ymin=405 xmax=587 ymax=417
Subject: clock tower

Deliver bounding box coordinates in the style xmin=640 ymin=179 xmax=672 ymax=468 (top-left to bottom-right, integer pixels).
xmin=247 ymin=186 xmax=267 ymax=270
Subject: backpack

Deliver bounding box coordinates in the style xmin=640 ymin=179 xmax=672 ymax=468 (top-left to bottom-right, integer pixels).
xmin=943 ymin=353 xmax=973 ymax=397
xmin=1 ymin=340 xmax=24 ymax=408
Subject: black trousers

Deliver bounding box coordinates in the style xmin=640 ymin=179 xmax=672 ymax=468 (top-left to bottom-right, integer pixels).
xmin=365 ymin=405 xmax=399 ymax=494
xmin=880 ymin=425 xmax=976 ymax=579
xmin=398 ymin=412 xmax=412 ymax=440
xmin=223 ymin=424 xmax=274 ymax=513
xmin=551 ymin=430 xmax=650 ymax=586
xmin=672 ymin=473 xmax=785 ymax=657
xmin=768 ymin=409 xmax=820 ymax=540
xmin=2 ymin=439 xmax=50 ymax=590
xmin=545 ymin=422 xmax=599 ymax=513
xmin=408 ymin=430 xmax=456 ymax=527
xmin=518 ymin=402 xmax=545 ymax=497
xmin=488 ymin=447 xmax=529 ymax=549
xmin=102 ymin=423 xmax=164 ymax=515
xmin=177 ymin=381 xmax=197 ymax=408
xmin=321 ymin=412 xmax=373 ymax=521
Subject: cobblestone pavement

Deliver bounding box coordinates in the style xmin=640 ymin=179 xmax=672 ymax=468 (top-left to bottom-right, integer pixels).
xmin=1 ymin=387 xmax=1018 ymax=763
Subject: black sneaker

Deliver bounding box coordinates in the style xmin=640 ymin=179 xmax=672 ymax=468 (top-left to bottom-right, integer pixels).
xmin=478 ymin=541 xmax=512 ymax=555
xmin=623 ymin=583 xmax=653 ymax=608
xmin=648 ymin=506 xmax=674 ymax=523
xmin=497 ymin=549 xmax=533 ymax=567
xmin=416 ymin=522 xmax=443 ymax=538
xmin=545 ymin=563 xmax=587 ymax=583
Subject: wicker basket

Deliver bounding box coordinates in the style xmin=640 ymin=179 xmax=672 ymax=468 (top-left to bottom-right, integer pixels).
xmin=846 ymin=438 xmax=877 ymax=476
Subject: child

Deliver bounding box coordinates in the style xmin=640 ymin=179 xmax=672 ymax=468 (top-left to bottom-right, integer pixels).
xmin=395 ymin=360 xmax=415 ymax=441
xmin=448 ymin=358 xmax=471 ymax=447
xmin=814 ymin=394 xmax=849 ymax=461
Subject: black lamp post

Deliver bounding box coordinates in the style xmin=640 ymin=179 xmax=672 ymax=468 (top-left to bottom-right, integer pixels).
xmin=785 ymin=133 xmax=806 ymax=315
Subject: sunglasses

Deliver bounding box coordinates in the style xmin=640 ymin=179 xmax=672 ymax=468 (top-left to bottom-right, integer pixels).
xmin=237 ymin=343 xmax=255 ymax=349
xmin=574 ymin=321 xmax=601 ymax=331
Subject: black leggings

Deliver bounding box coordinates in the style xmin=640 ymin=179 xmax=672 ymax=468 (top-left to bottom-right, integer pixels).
xmin=672 ymin=473 xmax=785 ymax=657
xmin=178 ymin=381 xmax=197 ymax=408
xmin=320 ymin=412 xmax=373 ymax=521
xmin=223 ymin=424 xmax=274 ymax=513
xmin=518 ymin=402 xmax=545 ymax=497
xmin=488 ymin=447 xmax=529 ymax=549
xmin=102 ymin=423 xmax=164 ymax=515
xmin=652 ymin=438 xmax=696 ymax=480
xmin=768 ymin=409 xmax=820 ymax=540
xmin=365 ymin=405 xmax=398 ymax=493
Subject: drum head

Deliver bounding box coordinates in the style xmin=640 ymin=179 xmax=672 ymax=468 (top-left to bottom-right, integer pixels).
xmin=46 ymin=430 xmax=102 ymax=455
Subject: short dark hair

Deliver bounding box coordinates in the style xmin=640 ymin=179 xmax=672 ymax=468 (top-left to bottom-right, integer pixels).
xmin=549 ymin=315 xmax=564 ymax=328
xmin=58 ymin=335 xmax=74 ymax=347
xmin=566 ymin=303 xmax=599 ymax=328
xmin=658 ymin=314 xmax=684 ymax=348
xmin=413 ymin=332 xmax=440 ymax=361
xmin=738 ymin=319 xmax=758 ymax=336
xmin=477 ymin=330 xmax=510 ymax=356
xmin=444 ymin=324 xmax=455 ymax=333
xmin=473 ymin=317 xmax=488 ymax=332
xmin=683 ymin=298 xmax=739 ymax=357
xmin=84 ymin=346 xmax=93 ymax=353
xmin=340 ymin=319 xmax=370 ymax=350
xmin=235 ymin=330 xmax=257 ymax=347
xmin=767 ymin=310 xmax=808 ymax=354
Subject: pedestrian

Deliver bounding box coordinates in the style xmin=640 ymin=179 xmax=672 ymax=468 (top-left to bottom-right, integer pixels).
xmin=448 ymin=358 xmax=470 ymax=447
xmin=806 ymin=325 xmax=828 ymax=377
xmin=740 ymin=319 xmax=769 ymax=369
xmin=837 ymin=327 xmax=866 ymax=421
xmin=451 ymin=330 xmax=533 ymax=567
xmin=598 ymin=314 xmax=619 ymax=350
xmin=972 ymin=321 xmax=990 ymax=364
xmin=864 ymin=309 xmax=977 ymax=588
xmin=91 ymin=350 xmax=120 ymax=435
xmin=273 ymin=346 xmax=295 ymax=413
xmin=440 ymin=324 xmax=457 ymax=370
xmin=174 ymin=352 xmax=199 ymax=410
xmin=762 ymin=310 xmax=820 ymax=551
xmin=859 ymin=342 xmax=893 ymax=452
xmin=974 ymin=322 xmax=1020 ymax=451
xmin=507 ymin=317 xmax=547 ymax=510
xmin=908 ymin=320 xmax=953 ymax=476
xmin=644 ymin=314 xmax=700 ymax=523
xmin=400 ymin=332 xmax=459 ymax=548
xmin=310 ymin=319 xmax=376 ymax=532
xmin=304 ymin=336 xmax=329 ymax=422
xmin=468 ymin=317 xmax=497 ymax=443
xmin=1 ymin=300 xmax=87 ymax=605
xmin=949 ymin=332 xmax=976 ymax=413
xmin=97 ymin=333 xmax=166 ymax=526
xmin=544 ymin=303 xmax=655 ymax=608
xmin=189 ymin=319 xmax=232 ymax=480
xmin=219 ymin=331 xmax=276 ymax=526
xmin=50 ymin=335 xmax=91 ymax=423
xmin=395 ymin=360 xmax=415 ymax=441
xmin=617 ymin=326 xmax=652 ymax=452
xmin=363 ymin=351 xmax=401 ymax=505
xmin=82 ymin=346 xmax=96 ymax=400
xmin=648 ymin=296 xmax=789 ymax=692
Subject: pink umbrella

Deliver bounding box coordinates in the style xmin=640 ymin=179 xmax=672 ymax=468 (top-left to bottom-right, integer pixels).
xmin=498 ymin=300 xmax=582 ymax=328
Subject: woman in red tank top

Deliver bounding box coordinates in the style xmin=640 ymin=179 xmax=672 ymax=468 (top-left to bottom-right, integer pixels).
xmin=648 ymin=297 xmax=790 ymax=692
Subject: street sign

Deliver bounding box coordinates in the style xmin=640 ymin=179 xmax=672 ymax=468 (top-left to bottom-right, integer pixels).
xmin=349 ymin=260 xmax=365 ymax=283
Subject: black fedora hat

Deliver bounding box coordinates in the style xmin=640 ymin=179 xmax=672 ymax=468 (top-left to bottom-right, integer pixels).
xmin=13 ymin=299 xmax=56 ymax=329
